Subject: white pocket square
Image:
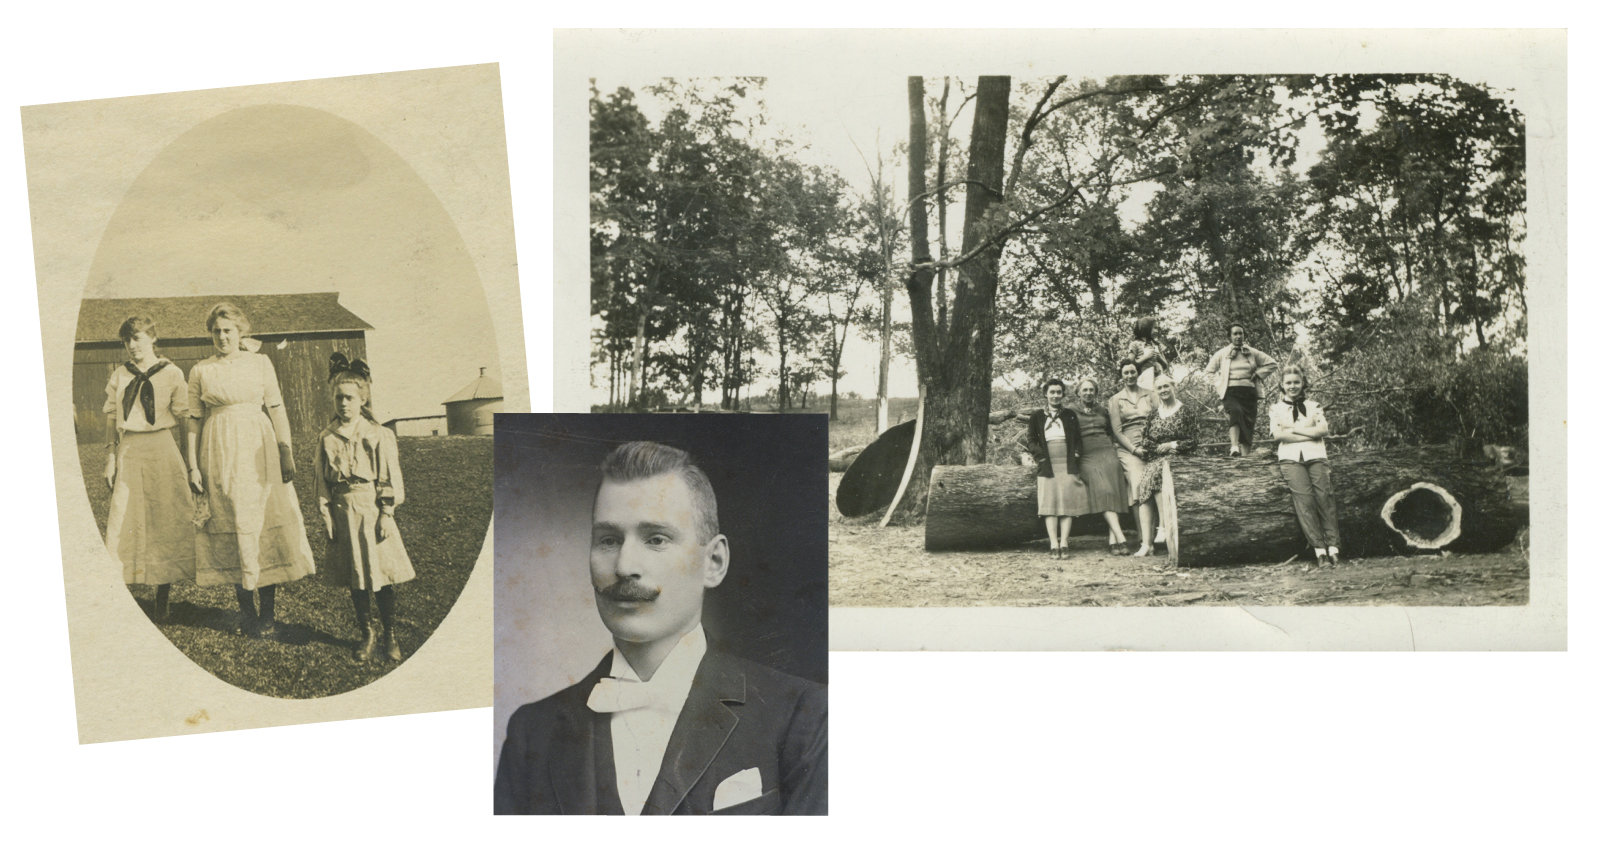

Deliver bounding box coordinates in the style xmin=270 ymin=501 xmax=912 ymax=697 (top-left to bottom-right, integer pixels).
xmin=712 ymin=767 xmax=764 ymax=810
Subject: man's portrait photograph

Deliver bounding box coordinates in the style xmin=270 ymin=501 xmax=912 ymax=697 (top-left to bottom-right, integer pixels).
xmin=492 ymin=413 xmax=828 ymax=815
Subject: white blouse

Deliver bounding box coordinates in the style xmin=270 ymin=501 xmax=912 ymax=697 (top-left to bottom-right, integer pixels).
xmin=1269 ymin=398 xmax=1330 ymax=462
xmin=103 ymin=362 xmax=188 ymax=433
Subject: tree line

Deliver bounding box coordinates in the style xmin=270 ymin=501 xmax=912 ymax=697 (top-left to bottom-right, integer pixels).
xmin=591 ymin=75 xmax=1525 ymax=511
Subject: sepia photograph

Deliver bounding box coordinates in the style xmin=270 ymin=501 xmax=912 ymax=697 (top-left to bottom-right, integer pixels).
xmin=493 ymin=413 xmax=827 ymax=814
xmin=26 ymin=63 xmax=526 ymax=740
xmin=558 ymin=29 xmax=1565 ymax=649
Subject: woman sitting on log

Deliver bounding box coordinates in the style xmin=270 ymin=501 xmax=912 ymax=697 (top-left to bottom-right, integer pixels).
xmin=1127 ymin=316 xmax=1171 ymax=392
xmin=1269 ymin=365 xmax=1342 ymax=567
xmin=1132 ymin=374 xmax=1199 ymax=556
xmin=1025 ymin=378 xmax=1082 ymax=560
xmin=1108 ymin=358 xmax=1157 ymax=555
xmin=1204 ymin=322 xmax=1278 ymax=457
xmin=1069 ymin=377 xmax=1132 ymax=556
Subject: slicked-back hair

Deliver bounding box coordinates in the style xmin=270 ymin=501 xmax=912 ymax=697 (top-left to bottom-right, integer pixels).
xmin=118 ymin=315 xmax=157 ymax=344
xmin=206 ymin=301 xmax=251 ymax=336
xmin=599 ymin=441 xmax=720 ymax=545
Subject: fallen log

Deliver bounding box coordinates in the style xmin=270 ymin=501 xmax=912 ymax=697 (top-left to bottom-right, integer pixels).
xmin=924 ymin=446 xmax=1522 ymax=564
xmin=922 ymin=464 xmax=1121 ymax=550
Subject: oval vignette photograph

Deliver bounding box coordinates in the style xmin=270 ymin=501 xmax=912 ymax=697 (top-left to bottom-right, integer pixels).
xmin=72 ymin=102 xmax=500 ymax=698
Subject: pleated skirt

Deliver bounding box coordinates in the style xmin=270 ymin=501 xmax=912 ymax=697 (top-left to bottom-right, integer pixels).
xmin=326 ymin=482 xmax=417 ymax=591
xmin=106 ymin=430 xmax=196 ymax=585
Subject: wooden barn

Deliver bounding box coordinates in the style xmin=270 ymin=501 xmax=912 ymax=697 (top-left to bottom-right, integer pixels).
xmin=74 ymin=293 xmax=373 ymax=447
xmin=443 ymin=367 xmax=503 ymax=435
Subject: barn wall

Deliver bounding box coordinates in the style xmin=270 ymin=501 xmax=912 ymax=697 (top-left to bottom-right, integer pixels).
xmin=73 ymin=333 xmax=367 ymax=448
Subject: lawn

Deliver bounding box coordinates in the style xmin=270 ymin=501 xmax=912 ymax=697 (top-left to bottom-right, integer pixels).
xmin=80 ymin=435 xmax=492 ymax=698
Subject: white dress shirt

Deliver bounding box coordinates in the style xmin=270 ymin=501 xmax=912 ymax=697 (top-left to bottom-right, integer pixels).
xmin=594 ymin=625 xmax=707 ymax=815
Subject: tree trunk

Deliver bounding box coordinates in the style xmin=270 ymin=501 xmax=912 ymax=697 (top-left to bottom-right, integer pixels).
xmin=922 ymin=447 xmax=1523 ymax=563
xmin=893 ymin=75 xmax=1012 ymax=525
xmin=629 ymin=308 xmax=646 ymax=407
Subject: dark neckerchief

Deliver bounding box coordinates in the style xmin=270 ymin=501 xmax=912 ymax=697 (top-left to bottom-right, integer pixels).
xmin=121 ymin=360 xmax=170 ymax=425
xmin=1284 ymin=394 xmax=1307 ymax=420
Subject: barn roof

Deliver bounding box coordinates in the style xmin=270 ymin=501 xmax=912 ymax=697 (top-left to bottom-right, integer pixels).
xmin=444 ymin=368 xmax=503 ymax=403
xmin=76 ymin=293 xmax=372 ymax=342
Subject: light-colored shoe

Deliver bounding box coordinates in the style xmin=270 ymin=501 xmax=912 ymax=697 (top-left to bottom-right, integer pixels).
xmin=1154 ymin=526 xmax=1167 ymax=545
xmin=1132 ymin=544 xmax=1152 ymax=558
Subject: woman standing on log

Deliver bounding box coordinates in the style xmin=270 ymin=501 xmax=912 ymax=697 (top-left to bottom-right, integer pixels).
xmin=1025 ymin=378 xmax=1082 ymax=560
xmin=1108 ymin=358 xmax=1157 ymax=555
xmin=1269 ymin=366 xmax=1342 ymax=567
xmin=1070 ymin=378 xmax=1132 ymax=555
xmin=1127 ymin=317 xmax=1170 ymax=392
xmin=1205 ymin=322 xmax=1278 ymax=457
xmin=1133 ymin=375 xmax=1199 ymax=556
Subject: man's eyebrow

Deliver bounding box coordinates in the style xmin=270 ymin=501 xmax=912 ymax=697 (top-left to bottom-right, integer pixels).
xmin=591 ymin=520 xmax=683 ymax=535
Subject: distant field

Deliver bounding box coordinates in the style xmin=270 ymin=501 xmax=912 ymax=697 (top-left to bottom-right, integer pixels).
xmin=79 ymin=435 xmax=491 ymax=699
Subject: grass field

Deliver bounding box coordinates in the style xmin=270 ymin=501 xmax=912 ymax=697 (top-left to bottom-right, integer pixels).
xmin=80 ymin=435 xmax=491 ymax=699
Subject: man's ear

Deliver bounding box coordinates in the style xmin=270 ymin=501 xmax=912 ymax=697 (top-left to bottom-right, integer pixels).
xmin=702 ymin=534 xmax=730 ymax=589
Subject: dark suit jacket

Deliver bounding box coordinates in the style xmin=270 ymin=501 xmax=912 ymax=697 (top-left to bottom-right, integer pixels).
xmin=1025 ymin=407 xmax=1081 ymax=478
xmin=494 ymin=649 xmax=827 ymax=815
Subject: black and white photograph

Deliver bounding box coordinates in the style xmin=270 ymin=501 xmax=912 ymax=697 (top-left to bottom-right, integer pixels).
xmin=493 ymin=413 xmax=828 ymax=814
xmin=560 ymin=30 xmax=1565 ymax=650
xmin=26 ymin=63 xmax=526 ymax=739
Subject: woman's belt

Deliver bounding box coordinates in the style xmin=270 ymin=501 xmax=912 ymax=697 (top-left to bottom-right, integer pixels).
xmin=205 ymin=402 xmax=266 ymax=416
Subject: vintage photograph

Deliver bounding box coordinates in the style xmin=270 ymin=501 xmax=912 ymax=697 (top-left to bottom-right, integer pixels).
xmin=27 ymin=64 xmax=526 ymax=739
xmin=493 ymin=413 xmax=828 ymax=814
xmin=564 ymin=31 xmax=1561 ymax=646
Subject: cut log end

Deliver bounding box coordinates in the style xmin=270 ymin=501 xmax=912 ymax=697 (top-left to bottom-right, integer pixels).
xmin=1380 ymin=482 xmax=1464 ymax=550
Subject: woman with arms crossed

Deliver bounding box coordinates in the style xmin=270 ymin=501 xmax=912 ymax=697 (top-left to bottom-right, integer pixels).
xmin=1269 ymin=366 xmax=1342 ymax=567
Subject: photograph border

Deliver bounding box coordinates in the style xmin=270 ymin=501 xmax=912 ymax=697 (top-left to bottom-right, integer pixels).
xmin=555 ymin=28 xmax=1566 ymax=650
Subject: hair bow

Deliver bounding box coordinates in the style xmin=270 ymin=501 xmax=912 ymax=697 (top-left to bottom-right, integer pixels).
xmin=328 ymin=352 xmax=371 ymax=381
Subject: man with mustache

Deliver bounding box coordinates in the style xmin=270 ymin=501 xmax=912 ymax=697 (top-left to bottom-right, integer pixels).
xmin=494 ymin=441 xmax=827 ymax=815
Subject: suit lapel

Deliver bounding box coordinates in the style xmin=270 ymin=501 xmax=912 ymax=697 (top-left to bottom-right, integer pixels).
xmin=549 ymin=653 xmax=614 ymax=815
xmin=640 ymin=651 xmax=745 ymax=815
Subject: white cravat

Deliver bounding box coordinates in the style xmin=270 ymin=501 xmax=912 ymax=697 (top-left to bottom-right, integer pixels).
xmin=586 ymin=625 xmax=706 ymax=815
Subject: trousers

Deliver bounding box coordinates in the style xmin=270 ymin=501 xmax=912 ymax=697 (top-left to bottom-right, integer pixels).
xmin=1278 ymin=459 xmax=1340 ymax=550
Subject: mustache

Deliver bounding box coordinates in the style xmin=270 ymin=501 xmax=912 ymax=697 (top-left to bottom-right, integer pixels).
xmin=596 ymin=580 xmax=660 ymax=603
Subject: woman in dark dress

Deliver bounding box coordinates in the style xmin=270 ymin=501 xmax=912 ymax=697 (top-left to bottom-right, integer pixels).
xmin=1068 ymin=378 xmax=1132 ymax=555
xmin=1025 ymin=378 xmax=1082 ymax=560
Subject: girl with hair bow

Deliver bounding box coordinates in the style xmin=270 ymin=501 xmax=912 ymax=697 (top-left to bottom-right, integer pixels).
xmin=315 ymin=354 xmax=417 ymax=662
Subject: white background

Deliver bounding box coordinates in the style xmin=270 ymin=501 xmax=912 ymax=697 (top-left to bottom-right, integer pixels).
xmin=2 ymin=6 xmax=1590 ymax=854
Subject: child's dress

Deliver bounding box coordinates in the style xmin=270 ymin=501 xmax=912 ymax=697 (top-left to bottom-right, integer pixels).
xmin=103 ymin=360 xmax=196 ymax=585
xmin=188 ymin=352 xmax=316 ymax=590
xmin=315 ymin=417 xmax=416 ymax=590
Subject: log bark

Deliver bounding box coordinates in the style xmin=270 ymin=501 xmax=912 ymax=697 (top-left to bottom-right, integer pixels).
xmin=923 ymin=464 xmax=1120 ymax=550
xmin=923 ymin=447 xmax=1522 ymax=563
xmin=1168 ymin=446 xmax=1519 ymax=567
